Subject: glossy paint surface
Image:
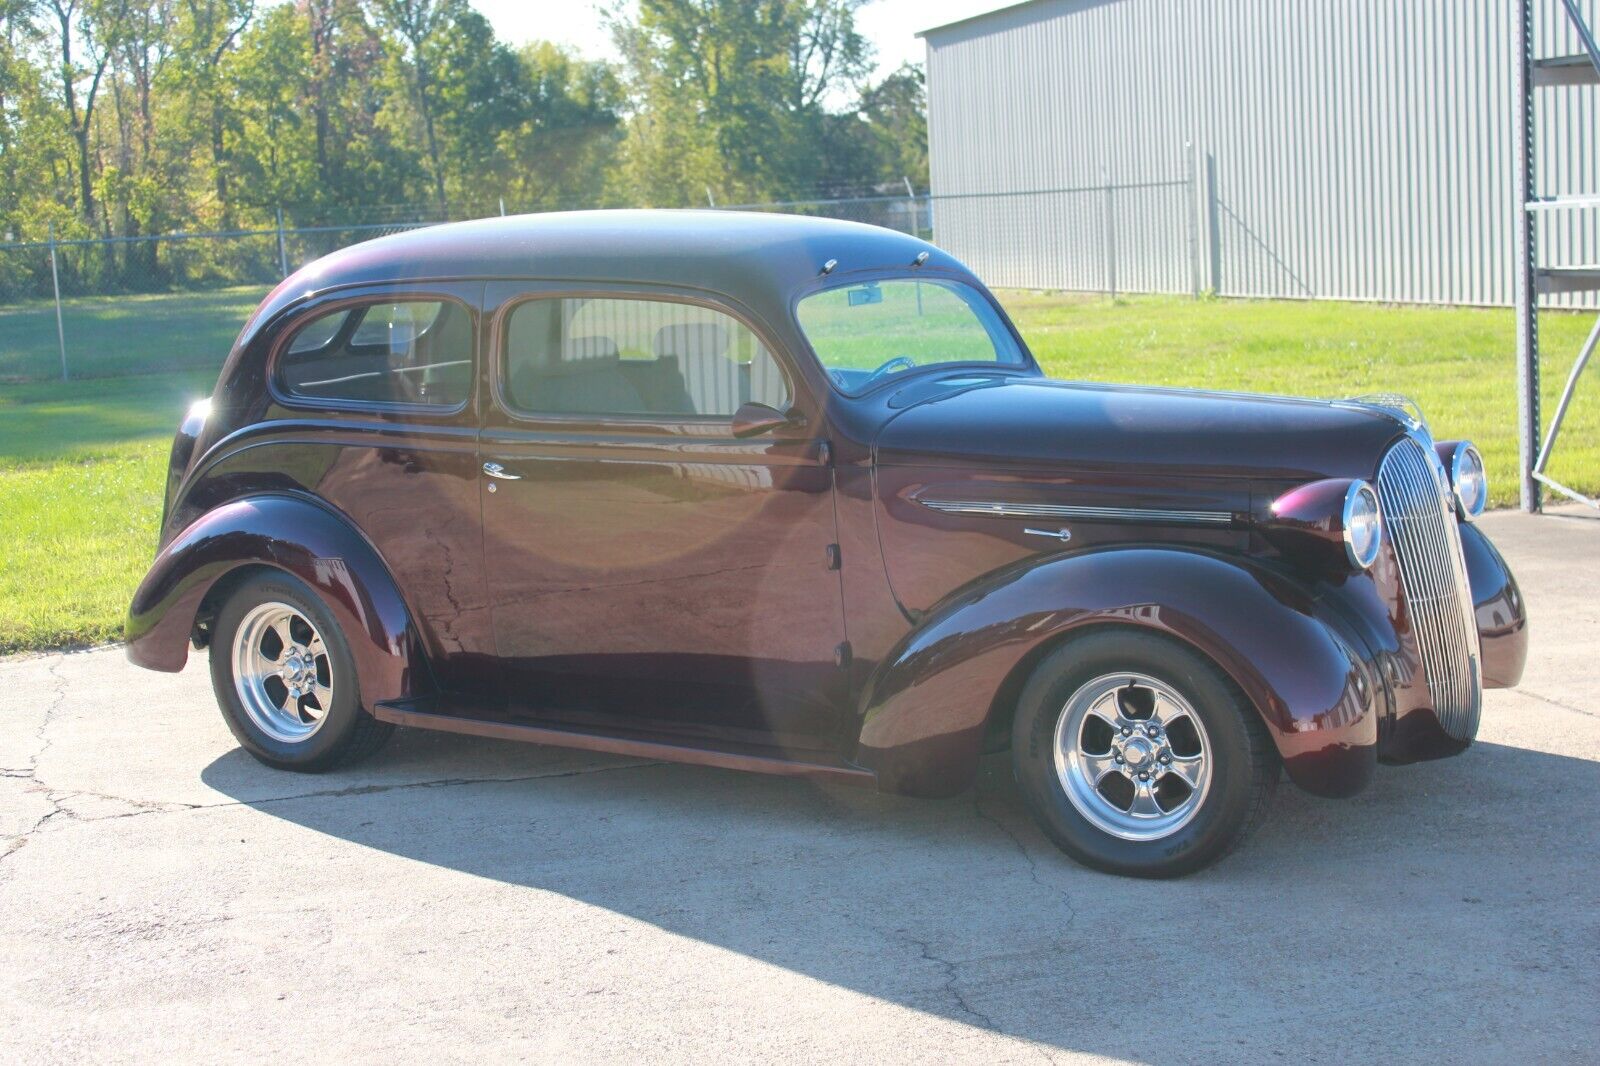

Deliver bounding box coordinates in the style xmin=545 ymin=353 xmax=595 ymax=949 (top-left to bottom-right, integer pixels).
xmin=1459 ymin=522 xmax=1528 ymax=690
xmin=127 ymin=495 xmax=429 ymax=705
xmin=126 ymin=211 xmax=1529 ymax=801
xmin=854 ymin=547 xmax=1377 ymax=799
xmin=874 ymin=377 xmax=1404 ymax=481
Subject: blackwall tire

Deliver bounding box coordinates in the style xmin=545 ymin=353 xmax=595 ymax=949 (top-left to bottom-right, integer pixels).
xmin=1011 ymin=629 xmax=1277 ymax=878
xmin=209 ymin=571 xmax=394 ymax=772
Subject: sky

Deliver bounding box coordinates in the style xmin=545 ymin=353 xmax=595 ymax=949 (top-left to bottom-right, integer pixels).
xmin=470 ymin=0 xmax=1009 ymax=78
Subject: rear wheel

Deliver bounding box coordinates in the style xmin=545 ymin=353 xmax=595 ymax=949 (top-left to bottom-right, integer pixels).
xmin=209 ymin=572 xmax=393 ymax=771
xmin=1011 ymin=630 xmax=1276 ymax=878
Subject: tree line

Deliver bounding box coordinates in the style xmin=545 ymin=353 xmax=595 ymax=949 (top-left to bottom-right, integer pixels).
xmin=0 ymin=0 xmax=929 ymax=248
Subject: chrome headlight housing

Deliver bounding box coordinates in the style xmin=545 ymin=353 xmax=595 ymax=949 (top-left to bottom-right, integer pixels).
xmin=1448 ymin=441 xmax=1487 ymax=520
xmin=1342 ymin=480 xmax=1383 ymax=570
xmin=1265 ymin=477 xmax=1384 ymax=574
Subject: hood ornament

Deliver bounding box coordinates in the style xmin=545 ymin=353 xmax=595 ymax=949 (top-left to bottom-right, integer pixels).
xmin=1346 ymin=393 xmax=1428 ymax=433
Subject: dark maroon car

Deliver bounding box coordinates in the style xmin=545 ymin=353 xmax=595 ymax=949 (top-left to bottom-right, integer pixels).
xmin=126 ymin=211 xmax=1528 ymax=877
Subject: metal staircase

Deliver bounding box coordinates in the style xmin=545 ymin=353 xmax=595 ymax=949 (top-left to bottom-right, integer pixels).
xmin=1514 ymin=0 xmax=1600 ymax=511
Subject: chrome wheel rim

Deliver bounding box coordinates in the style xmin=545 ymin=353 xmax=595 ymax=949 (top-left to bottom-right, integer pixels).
xmin=1052 ymin=672 xmax=1212 ymax=842
xmin=231 ymin=602 xmax=334 ymax=743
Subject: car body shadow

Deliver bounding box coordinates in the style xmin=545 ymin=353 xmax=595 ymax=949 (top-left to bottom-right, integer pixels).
xmin=201 ymin=729 xmax=1600 ymax=1060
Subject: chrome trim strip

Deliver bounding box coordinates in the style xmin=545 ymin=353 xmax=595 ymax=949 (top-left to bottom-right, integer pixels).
xmin=916 ymin=498 xmax=1234 ymax=526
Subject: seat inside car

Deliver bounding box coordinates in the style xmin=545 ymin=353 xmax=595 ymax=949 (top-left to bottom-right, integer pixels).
xmin=508 ymin=336 xmax=648 ymax=415
xmin=655 ymin=323 xmax=742 ymax=416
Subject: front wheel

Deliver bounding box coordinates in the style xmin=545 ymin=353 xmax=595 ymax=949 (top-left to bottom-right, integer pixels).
xmin=209 ymin=571 xmax=393 ymax=772
xmin=1011 ymin=630 xmax=1277 ymax=878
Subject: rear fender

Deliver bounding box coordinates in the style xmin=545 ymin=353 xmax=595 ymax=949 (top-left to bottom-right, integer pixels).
xmin=854 ymin=547 xmax=1377 ymax=799
xmin=125 ymin=494 xmax=431 ymax=705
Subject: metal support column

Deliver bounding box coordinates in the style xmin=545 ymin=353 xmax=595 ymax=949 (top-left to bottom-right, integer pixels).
xmin=1185 ymin=142 xmax=1201 ymax=299
xmin=1515 ymin=0 xmax=1600 ymax=512
xmin=1101 ymin=165 xmax=1117 ymax=299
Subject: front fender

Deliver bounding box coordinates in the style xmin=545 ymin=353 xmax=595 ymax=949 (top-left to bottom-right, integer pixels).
xmin=1459 ymin=522 xmax=1528 ymax=689
xmin=854 ymin=547 xmax=1378 ymax=799
xmin=125 ymin=494 xmax=431 ymax=705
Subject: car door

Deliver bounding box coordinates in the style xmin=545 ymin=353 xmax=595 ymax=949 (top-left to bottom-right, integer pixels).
xmin=478 ymin=282 xmax=847 ymax=753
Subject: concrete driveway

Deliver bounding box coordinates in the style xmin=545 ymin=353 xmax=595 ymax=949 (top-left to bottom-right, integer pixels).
xmin=2 ymin=508 xmax=1596 ymax=1063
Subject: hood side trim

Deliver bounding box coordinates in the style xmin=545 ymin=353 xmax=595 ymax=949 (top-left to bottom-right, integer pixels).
xmin=916 ymin=497 xmax=1236 ymax=526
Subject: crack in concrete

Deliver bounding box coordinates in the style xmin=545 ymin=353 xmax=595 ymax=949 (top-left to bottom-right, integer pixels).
xmin=7 ymin=758 xmax=668 ymax=838
xmin=901 ymin=926 xmax=1001 ymax=1032
xmin=1 ymin=659 xmax=665 ymax=858
xmin=0 ymin=657 xmax=72 ymax=866
xmin=835 ymin=798 xmax=1080 ymax=1054
xmin=972 ymin=790 xmax=1078 ymax=934
xmin=1517 ymin=688 xmax=1596 ymax=720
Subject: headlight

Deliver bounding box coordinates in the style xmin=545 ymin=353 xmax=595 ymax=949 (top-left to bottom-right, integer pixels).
xmin=1342 ymin=481 xmax=1383 ymax=570
xmin=1449 ymin=441 xmax=1487 ymax=519
xmin=1265 ymin=477 xmax=1384 ymax=574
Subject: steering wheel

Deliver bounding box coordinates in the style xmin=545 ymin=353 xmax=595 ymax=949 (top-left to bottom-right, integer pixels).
xmin=862 ymin=355 xmax=917 ymax=386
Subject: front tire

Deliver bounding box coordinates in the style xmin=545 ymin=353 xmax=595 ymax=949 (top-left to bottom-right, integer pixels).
xmin=209 ymin=571 xmax=393 ymax=772
xmin=1011 ymin=630 xmax=1277 ymax=878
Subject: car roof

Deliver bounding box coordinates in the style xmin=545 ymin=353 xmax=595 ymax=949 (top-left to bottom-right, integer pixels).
xmin=245 ymin=210 xmax=970 ymax=344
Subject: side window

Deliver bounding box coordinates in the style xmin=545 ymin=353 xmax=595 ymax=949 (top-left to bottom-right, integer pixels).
xmin=278 ymin=299 xmax=472 ymax=408
xmin=501 ymin=296 xmax=789 ymax=419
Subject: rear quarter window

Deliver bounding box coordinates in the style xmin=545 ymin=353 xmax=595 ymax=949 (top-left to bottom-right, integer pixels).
xmin=277 ymin=299 xmax=472 ymax=409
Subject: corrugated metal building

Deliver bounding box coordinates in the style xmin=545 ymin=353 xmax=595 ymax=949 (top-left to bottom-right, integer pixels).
xmin=921 ymin=0 xmax=1598 ymax=306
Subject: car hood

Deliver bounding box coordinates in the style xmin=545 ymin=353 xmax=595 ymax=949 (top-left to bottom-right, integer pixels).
xmin=873 ymin=376 xmax=1408 ymax=482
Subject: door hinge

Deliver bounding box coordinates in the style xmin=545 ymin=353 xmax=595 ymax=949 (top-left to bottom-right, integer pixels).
xmin=834 ymin=642 xmax=853 ymax=670
xmin=825 ymin=543 xmax=842 ymax=570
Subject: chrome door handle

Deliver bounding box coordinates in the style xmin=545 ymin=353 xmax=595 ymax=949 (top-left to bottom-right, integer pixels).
xmin=482 ymin=462 xmax=521 ymax=480
xmin=1023 ymin=527 xmax=1073 ymax=542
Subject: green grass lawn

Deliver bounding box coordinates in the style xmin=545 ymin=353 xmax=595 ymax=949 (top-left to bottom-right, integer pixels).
xmin=0 ymin=290 xmax=1594 ymax=653
xmin=0 ymin=285 xmax=265 ymax=381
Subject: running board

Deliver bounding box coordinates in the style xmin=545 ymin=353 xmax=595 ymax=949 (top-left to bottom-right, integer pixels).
xmin=371 ymin=698 xmax=878 ymax=788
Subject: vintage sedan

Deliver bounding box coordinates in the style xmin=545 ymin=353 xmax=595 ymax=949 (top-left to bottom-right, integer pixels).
xmin=127 ymin=211 xmax=1528 ymax=877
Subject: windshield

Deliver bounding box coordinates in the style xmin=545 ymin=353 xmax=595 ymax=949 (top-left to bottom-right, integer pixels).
xmin=796 ymin=278 xmax=1027 ymax=394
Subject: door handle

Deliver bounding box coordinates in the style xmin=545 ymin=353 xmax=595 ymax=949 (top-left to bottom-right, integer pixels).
xmin=482 ymin=462 xmax=521 ymax=480
xmin=1023 ymin=527 xmax=1073 ymax=542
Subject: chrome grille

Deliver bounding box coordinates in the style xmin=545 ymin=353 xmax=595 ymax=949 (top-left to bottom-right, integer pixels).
xmin=1375 ymin=437 xmax=1482 ymax=741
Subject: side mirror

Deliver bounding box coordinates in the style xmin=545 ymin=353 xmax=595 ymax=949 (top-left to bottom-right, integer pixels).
xmin=730 ymin=401 xmax=804 ymax=439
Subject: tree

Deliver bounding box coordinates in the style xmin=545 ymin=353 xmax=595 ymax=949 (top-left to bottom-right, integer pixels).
xmin=368 ymin=0 xmax=450 ymax=211
xmin=45 ymin=0 xmax=126 ymax=224
xmin=172 ymin=0 xmax=253 ymax=216
xmin=857 ymin=62 xmax=927 ymax=189
xmin=224 ymin=2 xmax=314 ymax=210
xmin=609 ymin=0 xmax=875 ymax=204
xmin=499 ymin=41 xmax=623 ymax=209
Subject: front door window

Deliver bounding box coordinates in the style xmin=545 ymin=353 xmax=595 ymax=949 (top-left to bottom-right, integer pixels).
xmin=502 ymin=296 xmax=789 ymax=418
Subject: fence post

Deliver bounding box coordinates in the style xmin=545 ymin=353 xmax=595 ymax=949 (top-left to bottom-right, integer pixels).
xmin=275 ymin=206 xmax=289 ymax=278
xmin=1102 ymin=165 xmax=1117 ymax=299
xmin=48 ymin=220 xmax=68 ymax=382
xmin=1185 ymin=142 xmax=1200 ymax=298
xmin=903 ymin=176 xmax=919 ymax=238
xmin=499 ymin=197 xmax=506 ymax=217
xmin=1203 ymin=151 xmax=1222 ymax=294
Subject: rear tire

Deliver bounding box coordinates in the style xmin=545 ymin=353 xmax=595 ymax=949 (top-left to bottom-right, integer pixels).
xmin=209 ymin=571 xmax=393 ymax=772
xmin=1011 ymin=630 xmax=1276 ymax=878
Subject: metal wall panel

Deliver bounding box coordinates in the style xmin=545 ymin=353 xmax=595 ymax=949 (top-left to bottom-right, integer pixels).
xmin=924 ymin=0 xmax=1598 ymax=306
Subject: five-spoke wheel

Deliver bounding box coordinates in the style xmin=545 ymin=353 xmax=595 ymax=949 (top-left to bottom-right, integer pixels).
xmin=210 ymin=571 xmax=392 ymax=771
xmin=1012 ymin=630 xmax=1277 ymax=878
xmin=231 ymin=602 xmax=335 ymax=743
xmin=1053 ymin=672 xmax=1212 ymax=841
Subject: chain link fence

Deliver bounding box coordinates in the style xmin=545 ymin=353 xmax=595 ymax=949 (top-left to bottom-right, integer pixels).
xmin=0 ymin=180 xmax=1195 ymax=384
